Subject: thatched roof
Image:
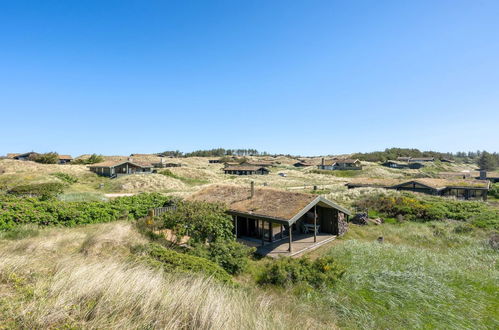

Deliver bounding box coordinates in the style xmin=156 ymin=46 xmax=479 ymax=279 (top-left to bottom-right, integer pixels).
xmin=188 ymin=184 xmax=351 ymax=222
xmin=6 ymin=153 xmax=20 ymax=159
xmin=88 ymin=160 xmax=153 ymax=168
xmin=223 ymin=165 xmax=268 ymax=172
xmin=322 ymin=158 xmax=360 ymax=166
xmin=347 ymin=178 xmax=490 ymax=190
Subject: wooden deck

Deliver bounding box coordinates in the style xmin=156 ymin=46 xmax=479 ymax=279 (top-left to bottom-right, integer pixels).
xmin=238 ymin=233 xmax=336 ymax=258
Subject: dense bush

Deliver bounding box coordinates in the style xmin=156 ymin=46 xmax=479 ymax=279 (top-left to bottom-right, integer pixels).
xmin=0 ymin=193 xmax=172 ymax=230
xmin=355 ymin=193 xmax=499 ymax=229
xmin=489 ymin=183 xmax=499 ymax=199
xmin=258 ymin=256 xmax=345 ymax=289
xmin=51 ymin=172 xmax=78 ymax=184
xmin=7 ymin=182 xmax=66 ymax=200
xmin=134 ymin=243 xmax=232 ymax=283
xmin=31 ymin=152 xmax=59 ymax=164
xmin=160 ymin=200 xmax=234 ymax=243
xmin=72 ymin=154 xmax=104 ymax=165
xmin=190 ymin=241 xmax=255 ymax=275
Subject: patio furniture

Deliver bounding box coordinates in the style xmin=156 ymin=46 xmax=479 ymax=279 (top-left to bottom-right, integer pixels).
xmin=303 ymin=223 xmax=320 ymax=234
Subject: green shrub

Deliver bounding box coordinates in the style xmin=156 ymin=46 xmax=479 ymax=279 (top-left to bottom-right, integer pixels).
xmin=190 ymin=241 xmax=255 ymax=275
xmin=7 ymin=182 xmax=66 ymax=200
xmin=469 ymin=210 xmax=499 ymax=230
xmin=354 ymin=193 xmax=498 ymax=229
xmin=158 ymin=170 xmax=208 ymax=185
xmin=258 ymin=256 xmax=345 ymax=289
xmin=134 ymin=243 xmax=232 ymax=283
xmin=0 ymin=193 xmax=172 ymax=230
xmin=31 ymin=152 xmax=59 ymax=164
xmin=489 ymin=183 xmax=499 ymax=199
xmin=51 ymin=172 xmax=78 ymax=184
xmin=310 ymin=169 xmax=360 ymax=178
xmin=160 ymin=201 xmax=233 ymax=243
xmin=72 ymin=154 xmax=104 ymax=165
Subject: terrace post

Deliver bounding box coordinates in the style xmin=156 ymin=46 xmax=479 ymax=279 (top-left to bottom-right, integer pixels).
xmin=261 ymin=220 xmax=265 ymax=247
xmin=288 ymin=224 xmax=293 ymax=253
xmin=314 ymin=205 xmax=317 ymax=243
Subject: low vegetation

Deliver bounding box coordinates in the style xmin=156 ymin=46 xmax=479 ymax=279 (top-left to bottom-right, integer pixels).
xmin=133 ymin=243 xmax=233 ymax=283
xmin=50 ymin=172 xmax=78 ymax=184
xmin=71 ymin=153 xmax=104 ymax=164
xmin=7 ymin=182 xmax=66 ymax=200
xmin=258 ymin=256 xmax=345 ymax=289
xmin=355 ymin=192 xmax=499 ymax=229
xmin=0 ymin=222 xmax=321 ymax=329
xmin=0 ymin=193 xmax=171 ymax=230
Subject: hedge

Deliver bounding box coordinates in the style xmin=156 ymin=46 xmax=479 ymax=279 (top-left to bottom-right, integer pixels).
xmin=0 ymin=193 xmax=172 ymax=230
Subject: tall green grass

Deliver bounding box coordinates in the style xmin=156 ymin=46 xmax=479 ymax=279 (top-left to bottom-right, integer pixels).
xmin=313 ymin=222 xmax=498 ymax=329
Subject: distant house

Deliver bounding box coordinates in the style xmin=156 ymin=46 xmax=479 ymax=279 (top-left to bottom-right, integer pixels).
xmin=382 ymin=160 xmax=424 ymax=169
xmin=208 ymin=159 xmax=221 ymax=164
xmin=13 ymin=152 xmax=39 ymax=161
xmin=244 ymin=161 xmax=274 ymax=167
xmin=396 ymin=157 xmax=434 ymax=163
xmin=6 ymin=153 xmax=20 ymax=159
xmin=152 ymin=158 xmax=181 ymax=168
xmin=317 ymin=158 xmax=362 ymax=170
xmin=294 ymin=161 xmax=314 ymax=167
xmin=58 ymin=155 xmax=73 ymax=164
xmin=223 ymin=165 xmax=269 ymax=175
xmin=188 ymin=184 xmax=351 ymax=255
xmin=346 ymin=178 xmax=490 ymax=200
xmin=478 ymin=170 xmax=499 ymax=183
xmin=440 ymin=158 xmax=455 ymax=163
xmin=409 ymin=157 xmax=434 ymax=162
xmin=88 ymin=159 xmax=153 ymax=178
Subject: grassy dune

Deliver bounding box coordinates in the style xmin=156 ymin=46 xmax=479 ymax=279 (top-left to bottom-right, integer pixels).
xmin=0 ymin=222 xmax=333 ymax=329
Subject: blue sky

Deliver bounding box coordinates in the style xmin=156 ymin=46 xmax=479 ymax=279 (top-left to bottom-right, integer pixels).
xmin=0 ymin=0 xmax=498 ymax=156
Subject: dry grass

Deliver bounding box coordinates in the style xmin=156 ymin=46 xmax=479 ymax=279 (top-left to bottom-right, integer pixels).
xmin=0 ymin=222 xmax=333 ymax=329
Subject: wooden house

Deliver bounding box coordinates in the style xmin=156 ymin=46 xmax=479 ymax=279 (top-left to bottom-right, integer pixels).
xmin=152 ymin=158 xmax=181 ymax=168
xmin=478 ymin=171 xmax=499 ymax=183
xmin=294 ymin=161 xmax=314 ymax=167
xmin=58 ymin=155 xmax=73 ymax=164
xmin=409 ymin=157 xmax=434 ymax=162
xmin=208 ymin=159 xmax=221 ymax=164
xmin=317 ymin=158 xmax=362 ymax=170
xmin=188 ymin=184 xmax=351 ymax=254
xmin=88 ymin=159 xmax=153 ymax=178
xmin=223 ymin=165 xmax=269 ymax=175
xmin=346 ymin=178 xmax=490 ymax=200
xmin=396 ymin=157 xmax=412 ymax=162
xmin=6 ymin=153 xmax=20 ymax=159
xmin=382 ymin=160 xmax=424 ymax=169
xmin=245 ymin=161 xmax=274 ymax=167
xmin=13 ymin=152 xmax=39 ymax=161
